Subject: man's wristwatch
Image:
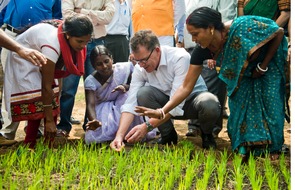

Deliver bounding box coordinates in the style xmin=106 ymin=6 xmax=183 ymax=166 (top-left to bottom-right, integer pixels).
xmin=145 ymin=121 xmax=154 ymax=132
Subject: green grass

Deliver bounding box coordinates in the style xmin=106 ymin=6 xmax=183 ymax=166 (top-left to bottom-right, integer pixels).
xmin=0 ymin=140 xmax=290 ymax=189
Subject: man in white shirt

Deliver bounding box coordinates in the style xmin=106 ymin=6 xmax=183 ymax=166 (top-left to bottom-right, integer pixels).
xmin=110 ymin=30 xmax=220 ymax=151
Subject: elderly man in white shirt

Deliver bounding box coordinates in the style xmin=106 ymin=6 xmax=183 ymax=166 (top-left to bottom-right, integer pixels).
xmin=110 ymin=30 xmax=220 ymax=151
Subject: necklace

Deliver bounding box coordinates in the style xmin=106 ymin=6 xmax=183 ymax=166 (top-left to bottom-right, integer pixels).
xmin=211 ymin=30 xmax=227 ymax=73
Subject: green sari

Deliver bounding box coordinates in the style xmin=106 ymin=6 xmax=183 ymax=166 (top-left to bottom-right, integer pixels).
xmin=243 ymin=0 xmax=278 ymax=19
xmin=219 ymin=16 xmax=288 ymax=154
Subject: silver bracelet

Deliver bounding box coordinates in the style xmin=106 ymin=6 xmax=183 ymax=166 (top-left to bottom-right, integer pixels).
xmin=257 ymin=62 xmax=268 ymax=72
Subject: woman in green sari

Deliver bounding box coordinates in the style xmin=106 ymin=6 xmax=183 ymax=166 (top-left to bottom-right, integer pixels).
xmin=135 ymin=7 xmax=288 ymax=160
xmin=217 ymin=14 xmax=287 ymax=159
xmin=237 ymin=0 xmax=290 ymax=28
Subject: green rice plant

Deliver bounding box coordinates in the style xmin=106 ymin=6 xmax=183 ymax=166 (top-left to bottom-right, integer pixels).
xmin=190 ymin=150 xmax=203 ymax=190
xmin=44 ymin=151 xmax=57 ymax=187
xmin=0 ymin=175 xmax=2 ymax=190
xmin=264 ymin=154 xmax=279 ymax=190
xmin=166 ymin=159 xmax=182 ymax=189
xmin=58 ymin=144 xmax=71 ymax=173
xmin=104 ymin=149 xmax=115 ymax=171
xmin=17 ymin=146 xmax=31 ymax=173
xmin=139 ymin=158 xmax=156 ymax=188
xmin=115 ymin=151 xmax=128 ymax=179
xmin=247 ymin=153 xmax=264 ymax=190
xmin=162 ymin=147 xmax=185 ymax=189
xmin=178 ymin=141 xmax=196 ymax=190
xmin=0 ymin=151 xmax=15 ymax=184
xmin=192 ymin=150 xmax=204 ymax=167
xmin=214 ymin=150 xmax=228 ymax=190
xmin=196 ymin=150 xmax=216 ymax=190
xmin=0 ymin=149 xmax=18 ymax=168
xmin=0 ymin=138 xmax=290 ymax=189
xmin=178 ymin=161 xmax=195 ymax=190
xmin=65 ymin=167 xmax=78 ymax=189
xmin=279 ymin=154 xmax=291 ymax=190
xmin=29 ymin=169 xmax=44 ymax=189
xmin=8 ymin=179 xmax=17 ymax=190
xmin=232 ymin=154 xmax=245 ymax=190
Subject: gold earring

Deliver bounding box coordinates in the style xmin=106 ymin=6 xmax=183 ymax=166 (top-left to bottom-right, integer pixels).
xmin=66 ymin=35 xmax=69 ymax=39
xmin=211 ymin=29 xmax=214 ymax=35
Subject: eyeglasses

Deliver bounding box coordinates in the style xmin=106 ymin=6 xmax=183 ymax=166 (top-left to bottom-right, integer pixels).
xmin=133 ymin=48 xmax=155 ymax=65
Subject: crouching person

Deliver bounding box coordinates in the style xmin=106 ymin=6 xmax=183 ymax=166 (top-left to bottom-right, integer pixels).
xmin=110 ymin=30 xmax=220 ymax=151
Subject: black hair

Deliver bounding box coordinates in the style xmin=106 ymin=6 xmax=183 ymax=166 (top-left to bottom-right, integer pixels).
xmin=90 ymin=45 xmax=113 ymax=68
xmin=186 ymin=7 xmax=224 ymax=31
xmin=23 ymin=15 xmax=93 ymax=37
xmin=62 ymin=14 xmax=93 ymax=37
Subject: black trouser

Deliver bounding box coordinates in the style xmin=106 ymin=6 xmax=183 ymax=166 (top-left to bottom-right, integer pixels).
xmin=136 ymin=86 xmax=221 ymax=136
xmin=188 ymin=65 xmax=227 ymax=131
xmin=104 ymin=34 xmax=129 ymax=63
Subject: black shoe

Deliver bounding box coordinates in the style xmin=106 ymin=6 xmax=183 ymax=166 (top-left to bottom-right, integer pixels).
xmin=201 ymin=133 xmax=216 ymax=149
xmin=157 ymin=129 xmax=178 ymax=145
xmin=70 ymin=117 xmax=81 ymax=125
xmin=186 ymin=128 xmax=200 ymax=137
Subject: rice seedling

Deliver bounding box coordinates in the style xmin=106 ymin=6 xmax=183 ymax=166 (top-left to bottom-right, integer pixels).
xmin=247 ymin=153 xmax=264 ymax=189
xmin=232 ymin=154 xmax=245 ymax=190
xmin=214 ymin=149 xmax=228 ymax=190
xmin=196 ymin=150 xmax=216 ymax=190
xmin=279 ymin=154 xmax=291 ymax=190
xmin=264 ymin=153 xmax=279 ymax=190
xmin=178 ymin=161 xmax=195 ymax=190
xmin=0 ymin=139 xmax=290 ymax=189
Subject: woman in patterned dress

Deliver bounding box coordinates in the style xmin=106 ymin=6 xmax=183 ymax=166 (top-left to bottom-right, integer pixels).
xmin=135 ymin=7 xmax=288 ymax=160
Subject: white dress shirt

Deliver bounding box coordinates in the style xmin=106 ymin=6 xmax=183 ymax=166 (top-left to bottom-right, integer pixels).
xmin=121 ymin=46 xmax=207 ymax=117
